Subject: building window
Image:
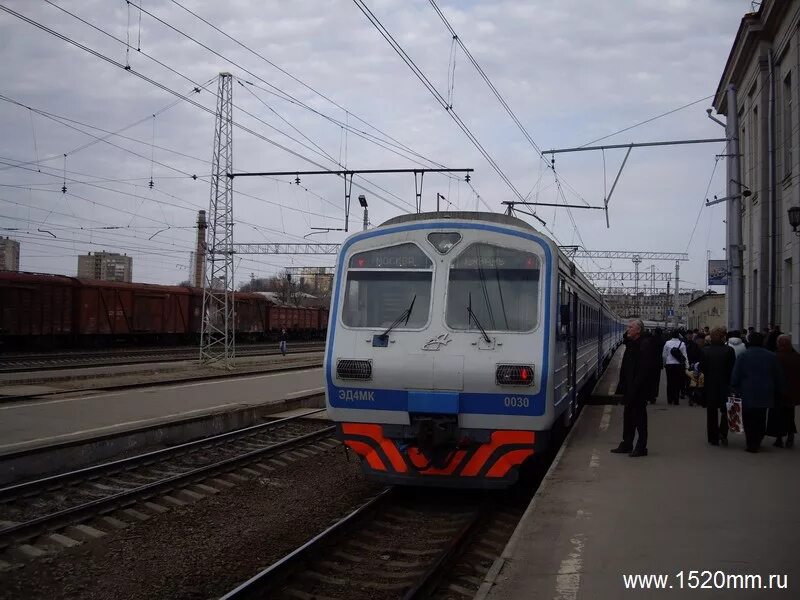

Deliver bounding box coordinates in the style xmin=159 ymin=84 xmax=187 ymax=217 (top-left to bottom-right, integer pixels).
xmin=785 ymin=72 xmax=793 ymax=179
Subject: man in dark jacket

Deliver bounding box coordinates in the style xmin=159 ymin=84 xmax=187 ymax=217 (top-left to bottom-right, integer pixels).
xmin=731 ymin=332 xmax=783 ymax=452
xmin=612 ymin=319 xmax=660 ymax=457
xmin=699 ymin=327 xmax=736 ymax=446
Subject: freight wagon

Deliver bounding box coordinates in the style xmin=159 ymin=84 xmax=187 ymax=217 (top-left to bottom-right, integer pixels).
xmin=0 ymin=272 xmax=329 ymax=351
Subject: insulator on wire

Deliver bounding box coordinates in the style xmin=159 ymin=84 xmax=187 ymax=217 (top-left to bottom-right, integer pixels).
xmin=149 ymin=178 xmax=154 ymax=189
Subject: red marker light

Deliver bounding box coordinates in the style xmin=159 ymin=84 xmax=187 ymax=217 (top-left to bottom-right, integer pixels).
xmin=520 ymin=368 xmax=529 ymax=381
xmin=526 ymin=257 xmax=534 ymax=268
xmin=357 ymin=258 xmax=366 ymax=267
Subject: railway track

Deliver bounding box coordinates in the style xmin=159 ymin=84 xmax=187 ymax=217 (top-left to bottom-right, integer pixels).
xmin=0 ymin=342 xmax=326 ymax=372
xmin=0 ymin=409 xmax=338 ymax=565
xmin=219 ymin=486 xmax=530 ymax=600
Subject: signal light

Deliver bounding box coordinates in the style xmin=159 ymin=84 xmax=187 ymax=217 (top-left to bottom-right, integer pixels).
xmin=496 ymin=364 xmax=534 ymax=387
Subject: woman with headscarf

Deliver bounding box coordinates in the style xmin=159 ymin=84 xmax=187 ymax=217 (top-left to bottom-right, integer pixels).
xmin=768 ymin=334 xmax=799 ymax=448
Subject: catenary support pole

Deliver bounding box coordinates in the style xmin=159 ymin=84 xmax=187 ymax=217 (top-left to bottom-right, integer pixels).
xmin=200 ymin=73 xmax=235 ymax=367
xmin=727 ymin=84 xmax=744 ymax=332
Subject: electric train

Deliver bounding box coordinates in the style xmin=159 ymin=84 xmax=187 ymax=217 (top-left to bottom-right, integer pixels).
xmin=324 ymin=211 xmax=625 ymax=487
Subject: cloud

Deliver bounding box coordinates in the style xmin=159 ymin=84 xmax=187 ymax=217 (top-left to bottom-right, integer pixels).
xmin=0 ymin=0 xmax=750 ymax=288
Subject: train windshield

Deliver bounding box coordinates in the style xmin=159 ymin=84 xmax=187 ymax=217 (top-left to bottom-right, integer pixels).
xmin=342 ymin=243 xmax=432 ymax=328
xmin=446 ymin=243 xmax=540 ymax=332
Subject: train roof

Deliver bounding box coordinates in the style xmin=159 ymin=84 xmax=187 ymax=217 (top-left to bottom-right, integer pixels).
xmin=380 ymin=211 xmax=536 ymax=231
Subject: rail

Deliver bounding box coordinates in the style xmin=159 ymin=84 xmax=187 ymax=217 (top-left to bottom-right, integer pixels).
xmin=0 ymin=409 xmax=334 ymax=551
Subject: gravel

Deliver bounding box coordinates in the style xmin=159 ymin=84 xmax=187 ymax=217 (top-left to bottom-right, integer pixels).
xmin=0 ymin=445 xmax=382 ymax=600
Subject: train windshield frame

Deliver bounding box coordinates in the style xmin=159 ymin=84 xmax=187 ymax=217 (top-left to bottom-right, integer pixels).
xmin=445 ymin=243 xmax=541 ymax=332
xmin=341 ymin=243 xmax=433 ymax=329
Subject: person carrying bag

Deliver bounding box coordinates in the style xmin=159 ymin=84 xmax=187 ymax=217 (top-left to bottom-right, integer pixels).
xmin=662 ymin=330 xmax=688 ymax=405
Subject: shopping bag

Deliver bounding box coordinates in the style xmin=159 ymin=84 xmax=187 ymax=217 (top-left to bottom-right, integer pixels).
xmin=726 ymin=397 xmax=743 ymax=434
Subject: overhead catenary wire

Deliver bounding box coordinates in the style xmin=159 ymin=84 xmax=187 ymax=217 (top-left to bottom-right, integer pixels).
xmin=685 ymin=149 xmax=724 ymax=253
xmin=352 ymin=0 xmax=535 ymax=217
xmin=425 ymin=0 xmax=600 ymax=237
xmin=6 ymin=2 xmax=457 ymax=223
xmin=0 ymin=95 xmax=345 ymax=216
xmin=166 ymin=0 xmax=448 ymax=170
xmin=578 ymin=94 xmax=716 ymax=148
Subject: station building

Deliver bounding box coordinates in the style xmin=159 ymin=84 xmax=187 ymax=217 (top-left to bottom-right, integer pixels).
xmin=686 ymin=292 xmax=727 ymax=331
xmin=714 ymin=0 xmax=800 ymax=341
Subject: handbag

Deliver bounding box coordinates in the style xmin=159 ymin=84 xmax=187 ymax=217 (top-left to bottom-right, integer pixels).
xmin=669 ymin=342 xmax=686 ymax=364
xmin=726 ymin=396 xmax=743 ymax=433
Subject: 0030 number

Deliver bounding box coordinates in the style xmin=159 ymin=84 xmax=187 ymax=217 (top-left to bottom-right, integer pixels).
xmin=504 ymin=396 xmax=530 ymax=408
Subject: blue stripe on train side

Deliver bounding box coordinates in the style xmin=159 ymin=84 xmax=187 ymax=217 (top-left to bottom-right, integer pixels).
xmin=326 ymin=221 xmax=552 ymax=417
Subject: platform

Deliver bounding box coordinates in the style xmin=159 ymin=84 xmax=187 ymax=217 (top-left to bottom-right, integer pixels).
xmin=478 ymin=400 xmax=799 ymax=599
xmin=0 ymin=367 xmax=325 ymax=455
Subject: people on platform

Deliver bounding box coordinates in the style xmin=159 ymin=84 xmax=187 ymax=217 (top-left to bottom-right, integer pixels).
xmin=279 ymin=328 xmax=288 ymax=356
xmin=766 ymin=324 xmax=781 ymax=352
xmin=699 ymin=327 xmax=736 ymax=446
xmin=663 ymin=330 xmax=688 ymax=406
xmin=767 ymin=334 xmax=799 ymax=448
xmin=727 ymin=330 xmax=746 ymax=359
xmin=611 ymin=319 xmax=660 ymax=457
xmin=730 ymin=332 xmax=782 ymax=453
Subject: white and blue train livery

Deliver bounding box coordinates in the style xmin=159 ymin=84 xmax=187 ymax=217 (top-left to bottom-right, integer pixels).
xmin=325 ymin=212 xmax=624 ymax=487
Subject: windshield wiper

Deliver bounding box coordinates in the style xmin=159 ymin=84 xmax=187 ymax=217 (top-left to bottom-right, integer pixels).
xmin=378 ymin=294 xmax=417 ymax=341
xmin=468 ymin=293 xmax=492 ymax=344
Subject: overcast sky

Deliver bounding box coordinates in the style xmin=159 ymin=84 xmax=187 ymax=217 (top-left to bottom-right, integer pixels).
xmin=0 ymin=0 xmax=753 ymax=290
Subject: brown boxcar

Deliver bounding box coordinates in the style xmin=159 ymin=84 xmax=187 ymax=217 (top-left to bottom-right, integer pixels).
xmin=75 ymin=279 xmax=193 ymax=344
xmin=233 ymin=292 xmax=269 ymax=340
xmin=0 ymin=272 xmax=78 ymax=349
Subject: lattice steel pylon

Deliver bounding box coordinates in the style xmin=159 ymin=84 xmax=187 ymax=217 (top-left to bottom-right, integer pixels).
xmin=200 ymin=73 xmax=235 ymax=367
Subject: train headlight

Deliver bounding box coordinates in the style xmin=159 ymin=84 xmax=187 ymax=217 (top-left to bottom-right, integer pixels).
xmin=496 ymin=364 xmax=534 ymax=387
xmin=336 ymin=359 xmax=373 ymax=381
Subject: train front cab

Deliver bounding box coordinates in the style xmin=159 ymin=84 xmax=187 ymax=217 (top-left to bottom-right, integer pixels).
xmin=325 ymin=215 xmax=562 ymax=488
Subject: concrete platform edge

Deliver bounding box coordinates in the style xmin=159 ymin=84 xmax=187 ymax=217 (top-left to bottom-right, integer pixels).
xmin=473 ymin=406 xmax=586 ymax=600
xmin=0 ymin=392 xmax=325 ymax=486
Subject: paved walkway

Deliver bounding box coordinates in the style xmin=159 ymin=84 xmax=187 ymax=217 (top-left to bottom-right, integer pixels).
xmin=0 ymin=368 xmax=324 ymax=454
xmin=480 ymin=400 xmax=799 ymax=599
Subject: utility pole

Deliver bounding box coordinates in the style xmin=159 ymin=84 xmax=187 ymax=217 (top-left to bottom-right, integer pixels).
xmin=727 ymin=84 xmax=744 ymax=331
xmin=673 ymin=261 xmax=680 ymax=329
xmin=200 ymin=73 xmax=235 ymax=367
xmin=665 ymin=279 xmax=671 ymax=329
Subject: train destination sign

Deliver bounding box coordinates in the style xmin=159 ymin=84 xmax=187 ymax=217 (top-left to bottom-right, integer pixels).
xmin=451 ymin=244 xmax=540 ymax=271
xmin=349 ymin=243 xmax=433 ymax=269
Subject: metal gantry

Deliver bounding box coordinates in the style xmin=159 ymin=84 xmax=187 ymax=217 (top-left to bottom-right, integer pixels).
xmin=231 ymin=243 xmax=340 ymax=255
xmin=562 ymin=248 xmax=689 ymax=261
xmin=583 ymin=271 xmax=672 ymax=282
xmin=200 ymin=73 xmax=235 ymax=367
xmin=228 ymin=168 xmax=473 ymax=230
